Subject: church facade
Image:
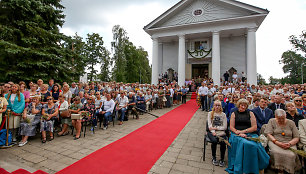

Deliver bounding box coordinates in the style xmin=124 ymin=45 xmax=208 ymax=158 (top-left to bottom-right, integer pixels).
xmin=144 ymin=0 xmax=268 ymax=86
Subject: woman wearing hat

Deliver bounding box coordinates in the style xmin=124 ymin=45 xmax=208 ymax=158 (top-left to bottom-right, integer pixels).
xmin=19 ymin=95 xmax=43 ymax=146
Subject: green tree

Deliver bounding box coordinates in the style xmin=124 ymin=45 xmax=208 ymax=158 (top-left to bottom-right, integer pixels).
xmin=289 ymin=30 xmax=306 ymax=54
xmin=0 ymin=0 xmax=75 ymax=83
xmin=84 ymin=33 xmax=109 ymax=81
xmin=279 ymin=51 xmax=305 ymax=84
xmin=62 ymin=33 xmax=87 ymax=82
xmin=279 ymin=31 xmax=306 ymax=84
xmin=257 ymin=73 xmax=266 ymax=85
xmin=99 ymin=48 xmax=111 ymax=82
xmin=268 ymin=76 xmax=280 ymax=85
xmin=111 ymin=25 xmax=128 ymax=82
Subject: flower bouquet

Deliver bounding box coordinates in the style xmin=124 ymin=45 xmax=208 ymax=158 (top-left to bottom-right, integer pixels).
xmin=243 ymin=135 xmax=306 ymax=158
xmin=41 ymin=114 xmax=49 ymax=121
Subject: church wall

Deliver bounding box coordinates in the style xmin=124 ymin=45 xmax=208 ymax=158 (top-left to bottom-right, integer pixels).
xmin=220 ymin=35 xmax=246 ymax=78
xmin=161 ymin=42 xmax=179 ymax=74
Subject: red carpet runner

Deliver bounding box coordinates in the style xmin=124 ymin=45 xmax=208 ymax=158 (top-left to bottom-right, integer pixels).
xmin=191 ymin=92 xmax=197 ymax=99
xmin=57 ymin=99 xmax=198 ymax=174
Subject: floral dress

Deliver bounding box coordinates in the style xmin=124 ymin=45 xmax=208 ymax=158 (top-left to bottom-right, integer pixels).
xmin=20 ymin=103 xmax=42 ymax=136
xmin=81 ymin=103 xmax=95 ymax=121
xmin=40 ymin=104 xmax=58 ymax=132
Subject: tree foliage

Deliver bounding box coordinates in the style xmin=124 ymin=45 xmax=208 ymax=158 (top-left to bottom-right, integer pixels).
xmin=84 ymin=33 xmax=109 ymax=81
xmin=280 ymin=31 xmax=306 ymax=84
xmin=111 ymin=25 xmax=129 ymax=82
xmin=111 ymin=25 xmax=151 ymax=83
xmin=257 ymin=73 xmax=267 ymax=85
xmin=0 ymin=0 xmax=76 ymax=83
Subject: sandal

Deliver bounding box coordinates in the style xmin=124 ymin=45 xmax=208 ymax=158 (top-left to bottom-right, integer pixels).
xmin=42 ymin=138 xmax=47 ymax=143
xmin=49 ymin=136 xmax=54 ymax=141
xmin=62 ymin=131 xmax=69 ymax=136
xmin=74 ymin=136 xmax=80 ymax=140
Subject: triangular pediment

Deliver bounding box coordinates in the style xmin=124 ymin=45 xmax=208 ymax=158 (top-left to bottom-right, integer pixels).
xmin=145 ymin=0 xmax=268 ymax=30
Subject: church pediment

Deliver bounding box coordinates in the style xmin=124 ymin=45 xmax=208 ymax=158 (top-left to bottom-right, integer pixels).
xmin=144 ymin=0 xmax=268 ymax=30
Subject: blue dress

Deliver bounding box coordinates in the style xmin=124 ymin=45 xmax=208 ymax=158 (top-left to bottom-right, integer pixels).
xmin=226 ymin=110 xmax=269 ymax=174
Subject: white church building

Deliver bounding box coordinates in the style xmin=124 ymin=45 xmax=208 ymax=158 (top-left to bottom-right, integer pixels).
xmin=144 ymin=0 xmax=268 ymax=86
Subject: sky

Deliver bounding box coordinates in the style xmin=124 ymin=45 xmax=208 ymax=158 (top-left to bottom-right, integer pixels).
xmin=60 ymin=0 xmax=306 ymax=81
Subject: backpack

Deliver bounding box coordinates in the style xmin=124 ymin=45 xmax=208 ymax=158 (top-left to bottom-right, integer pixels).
xmin=0 ymin=129 xmax=12 ymax=146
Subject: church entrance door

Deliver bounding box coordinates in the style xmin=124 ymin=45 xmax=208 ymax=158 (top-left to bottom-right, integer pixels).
xmin=192 ymin=64 xmax=208 ymax=79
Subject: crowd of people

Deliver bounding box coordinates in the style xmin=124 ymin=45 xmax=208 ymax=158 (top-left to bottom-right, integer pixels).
xmin=199 ymin=81 xmax=305 ymax=173
xmin=0 ymin=79 xmax=188 ymax=147
xmin=1 ymin=77 xmax=306 ymax=173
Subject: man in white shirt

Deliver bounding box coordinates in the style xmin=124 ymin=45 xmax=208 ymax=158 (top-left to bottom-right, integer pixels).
xmin=198 ymin=82 xmax=208 ymax=111
xmin=70 ymin=82 xmax=78 ymax=96
xmin=100 ymin=93 xmax=115 ymax=130
xmin=222 ymin=86 xmax=230 ymax=96
xmin=228 ymin=84 xmax=235 ymax=94
xmin=117 ymin=91 xmax=128 ymax=125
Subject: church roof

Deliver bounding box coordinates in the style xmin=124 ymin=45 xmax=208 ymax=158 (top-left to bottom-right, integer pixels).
xmin=144 ymin=0 xmax=269 ymax=33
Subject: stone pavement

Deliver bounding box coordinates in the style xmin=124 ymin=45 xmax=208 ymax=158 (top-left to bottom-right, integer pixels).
xmin=149 ymin=108 xmax=227 ymax=174
xmin=0 ymin=106 xmax=178 ymax=173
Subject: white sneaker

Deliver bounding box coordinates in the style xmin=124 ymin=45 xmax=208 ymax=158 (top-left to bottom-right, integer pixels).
xmin=18 ymin=141 xmax=28 ymax=147
xmin=103 ymin=126 xmax=108 ymax=130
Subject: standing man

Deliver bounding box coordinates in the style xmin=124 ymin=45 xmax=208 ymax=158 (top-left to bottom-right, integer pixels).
xmin=241 ymin=72 xmax=246 ymax=83
xmin=181 ymin=86 xmax=188 ymax=104
xmin=223 ymin=71 xmax=229 ymax=85
xmin=198 ymin=82 xmax=208 ymax=111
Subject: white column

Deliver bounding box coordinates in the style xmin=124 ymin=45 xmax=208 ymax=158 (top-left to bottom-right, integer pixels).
xmin=178 ymin=34 xmax=186 ymax=87
xmin=247 ymin=28 xmax=257 ymax=85
xmin=212 ymin=31 xmax=221 ymax=86
xmin=151 ymin=37 xmax=159 ymax=85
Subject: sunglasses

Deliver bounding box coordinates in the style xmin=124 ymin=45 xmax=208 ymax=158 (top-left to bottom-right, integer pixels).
xmin=295 ymin=100 xmax=302 ymax=102
xmin=4 ymin=86 xmax=10 ymax=88
xmin=47 ymin=99 xmax=52 ymax=101
xmin=87 ymin=99 xmax=92 ymax=100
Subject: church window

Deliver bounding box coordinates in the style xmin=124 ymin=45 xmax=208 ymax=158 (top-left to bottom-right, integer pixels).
xmin=193 ymin=9 xmax=203 ymax=16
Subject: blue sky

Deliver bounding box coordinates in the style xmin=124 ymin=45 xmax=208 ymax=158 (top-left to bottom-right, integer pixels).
xmin=61 ymin=0 xmax=306 ymax=81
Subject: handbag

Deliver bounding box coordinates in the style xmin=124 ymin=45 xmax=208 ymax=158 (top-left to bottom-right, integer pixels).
xmin=71 ymin=114 xmax=82 ymax=120
xmin=60 ymin=110 xmax=70 ymax=118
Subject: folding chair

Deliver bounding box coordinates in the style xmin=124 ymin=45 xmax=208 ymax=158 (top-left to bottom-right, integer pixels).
xmin=110 ymin=104 xmax=118 ymax=127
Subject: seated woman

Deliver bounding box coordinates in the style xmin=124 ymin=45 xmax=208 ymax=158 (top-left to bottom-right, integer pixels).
xmin=56 ymin=94 xmax=70 ymax=136
xmin=40 ymin=84 xmax=51 ymax=105
xmin=41 ymin=96 xmax=58 ymax=143
xmin=293 ymin=97 xmax=305 ymax=116
xmin=19 ymin=95 xmax=42 ymax=146
xmin=70 ymin=97 xmax=83 ymax=140
xmin=226 ymin=99 xmax=269 ymax=174
xmin=207 ymin=100 xmax=227 ymax=167
xmin=265 ymin=109 xmax=301 ymax=174
xmin=286 ymin=102 xmax=304 ymax=128
xmin=80 ymin=96 xmax=95 ymax=136
xmin=136 ymin=92 xmax=146 ymax=113
xmin=51 ymin=83 xmax=61 ymax=102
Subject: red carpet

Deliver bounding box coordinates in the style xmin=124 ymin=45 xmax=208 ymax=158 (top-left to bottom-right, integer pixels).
xmin=57 ymin=99 xmax=199 ymax=174
xmin=191 ymin=92 xmax=197 ymax=99
xmin=0 ymin=168 xmax=47 ymax=174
